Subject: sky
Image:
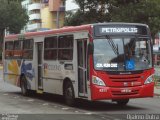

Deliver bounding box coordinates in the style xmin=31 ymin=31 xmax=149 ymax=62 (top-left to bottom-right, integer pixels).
xmin=66 ymin=0 xmax=79 ymax=11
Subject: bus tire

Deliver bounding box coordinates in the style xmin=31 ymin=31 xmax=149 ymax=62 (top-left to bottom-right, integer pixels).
xmin=64 ymin=81 xmax=75 ymax=106
xmin=20 ymin=75 xmax=29 ymax=96
xmin=116 ymin=99 xmax=129 ymax=106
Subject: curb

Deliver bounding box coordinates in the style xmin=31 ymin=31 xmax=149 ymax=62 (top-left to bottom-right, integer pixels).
xmin=154 ymin=87 xmax=160 ymax=96
xmin=154 ymin=93 xmax=160 ymax=96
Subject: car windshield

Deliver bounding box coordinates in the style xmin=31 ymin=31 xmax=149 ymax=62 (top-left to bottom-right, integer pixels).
xmin=93 ymin=37 xmax=152 ymax=71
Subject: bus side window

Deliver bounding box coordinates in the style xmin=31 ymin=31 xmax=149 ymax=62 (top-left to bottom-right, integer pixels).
xmin=22 ymin=39 xmax=33 ymax=60
xmin=13 ymin=40 xmax=23 ymax=59
xmin=58 ymin=35 xmax=73 ymax=60
xmin=5 ymin=41 xmax=14 ymax=59
xmin=44 ymin=36 xmax=57 ymax=60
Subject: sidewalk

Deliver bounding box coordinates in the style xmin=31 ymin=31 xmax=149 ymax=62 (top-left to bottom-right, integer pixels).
xmin=154 ymin=87 xmax=160 ymax=96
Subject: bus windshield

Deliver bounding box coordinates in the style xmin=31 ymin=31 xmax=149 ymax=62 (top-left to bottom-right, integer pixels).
xmin=93 ymin=37 xmax=152 ymax=71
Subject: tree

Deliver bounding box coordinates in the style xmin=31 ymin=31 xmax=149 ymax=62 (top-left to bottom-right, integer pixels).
xmin=109 ymin=0 xmax=160 ymax=37
xmin=65 ymin=0 xmax=111 ymax=26
xmin=65 ymin=0 xmax=160 ymax=37
xmin=7 ymin=0 xmax=23 ymax=4
xmin=0 ymin=0 xmax=28 ymax=59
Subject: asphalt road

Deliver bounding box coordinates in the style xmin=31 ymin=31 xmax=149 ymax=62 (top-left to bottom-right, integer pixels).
xmin=0 ymin=69 xmax=160 ymax=120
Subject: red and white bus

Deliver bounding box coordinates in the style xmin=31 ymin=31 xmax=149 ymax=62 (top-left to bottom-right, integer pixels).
xmin=3 ymin=23 xmax=154 ymax=106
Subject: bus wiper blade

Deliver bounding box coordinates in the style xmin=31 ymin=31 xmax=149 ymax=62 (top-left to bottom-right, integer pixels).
xmin=105 ymin=35 xmax=119 ymax=55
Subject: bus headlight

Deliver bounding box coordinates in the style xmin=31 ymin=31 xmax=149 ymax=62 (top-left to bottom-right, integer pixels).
xmin=92 ymin=76 xmax=106 ymax=86
xmin=144 ymin=74 xmax=154 ymax=84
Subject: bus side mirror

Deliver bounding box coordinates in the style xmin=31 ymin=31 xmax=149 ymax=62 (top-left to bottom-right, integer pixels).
xmin=88 ymin=43 xmax=94 ymax=55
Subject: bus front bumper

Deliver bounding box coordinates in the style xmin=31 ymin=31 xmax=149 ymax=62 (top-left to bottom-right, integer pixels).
xmin=91 ymin=82 xmax=154 ymax=100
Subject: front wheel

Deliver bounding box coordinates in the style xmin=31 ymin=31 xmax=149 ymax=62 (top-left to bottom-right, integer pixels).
xmin=20 ymin=76 xmax=29 ymax=96
xmin=64 ymin=82 xmax=75 ymax=106
xmin=116 ymin=99 xmax=129 ymax=106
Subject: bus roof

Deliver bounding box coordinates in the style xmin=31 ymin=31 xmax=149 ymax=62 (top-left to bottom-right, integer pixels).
xmin=4 ymin=22 xmax=149 ymax=40
xmin=93 ymin=22 xmax=148 ymax=27
xmin=4 ymin=24 xmax=91 ymax=40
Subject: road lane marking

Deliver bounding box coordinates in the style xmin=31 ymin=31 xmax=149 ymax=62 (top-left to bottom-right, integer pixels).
xmin=42 ymin=103 xmax=49 ymax=106
xmin=27 ymin=99 xmax=34 ymax=102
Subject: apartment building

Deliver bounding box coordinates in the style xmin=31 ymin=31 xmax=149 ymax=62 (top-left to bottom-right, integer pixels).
xmin=21 ymin=0 xmax=65 ymax=32
xmin=41 ymin=0 xmax=65 ymax=29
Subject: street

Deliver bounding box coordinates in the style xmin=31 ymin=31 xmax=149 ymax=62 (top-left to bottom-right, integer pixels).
xmin=0 ymin=69 xmax=160 ymax=120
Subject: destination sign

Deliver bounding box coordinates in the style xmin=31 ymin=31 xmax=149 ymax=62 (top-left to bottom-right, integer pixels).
xmin=94 ymin=24 xmax=148 ymax=36
xmin=101 ymin=27 xmax=138 ymax=33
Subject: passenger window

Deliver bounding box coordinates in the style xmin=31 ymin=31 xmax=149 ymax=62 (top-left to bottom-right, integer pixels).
xmin=5 ymin=41 xmax=14 ymax=59
xmin=44 ymin=36 xmax=57 ymax=60
xmin=58 ymin=35 xmax=73 ymax=60
xmin=13 ymin=40 xmax=23 ymax=59
xmin=22 ymin=39 xmax=33 ymax=59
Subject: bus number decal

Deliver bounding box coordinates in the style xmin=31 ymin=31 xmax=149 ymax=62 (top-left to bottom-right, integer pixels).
xmin=96 ymin=63 xmax=118 ymax=68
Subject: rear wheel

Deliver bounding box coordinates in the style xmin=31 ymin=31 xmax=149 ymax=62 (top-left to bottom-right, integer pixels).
xmin=20 ymin=76 xmax=29 ymax=96
xmin=64 ymin=81 xmax=75 ymax=106
xmin=116 ymin=99 xmax=129 ymax=106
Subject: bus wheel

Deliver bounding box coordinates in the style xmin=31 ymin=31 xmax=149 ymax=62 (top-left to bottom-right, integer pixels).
xmin=64 ymin=82 xmax=75 ymax=106
xmin=20 ymin=76 xmax=28 ymax=96
xmin=116 ymin=99 xmax=129 ymax=106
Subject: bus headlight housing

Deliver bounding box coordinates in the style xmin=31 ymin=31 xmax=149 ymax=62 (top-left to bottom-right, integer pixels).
xmin=92 ymin=76 xmax=106 ymax=86
xmin=144 ymin=74 xmax=154 ymax=84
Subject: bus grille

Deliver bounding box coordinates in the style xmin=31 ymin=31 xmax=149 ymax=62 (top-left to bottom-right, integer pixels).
xmin=108 ymin=74 xmax=142 ymax=87
xmin=109 ymin=75 xmax=141 ymax=82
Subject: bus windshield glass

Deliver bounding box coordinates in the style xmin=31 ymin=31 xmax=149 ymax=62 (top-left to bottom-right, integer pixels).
xmin=93 ymin=37 xmax=152 ymax=71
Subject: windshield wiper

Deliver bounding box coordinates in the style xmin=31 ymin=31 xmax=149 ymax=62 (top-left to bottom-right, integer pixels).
xmin=105 ymin=35 xmax=119 ymax=55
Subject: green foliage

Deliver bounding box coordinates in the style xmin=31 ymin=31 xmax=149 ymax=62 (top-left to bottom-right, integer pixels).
xmin=65 ymin=0 xmax=111 ymax=26
xmin=110 ymin=0 xmax=160 ymax=37
xmin=8 ymin=2 xmax=28 ymax=33
xmin=0 ymin=0 xmax=28 ymax=34
xmin=65 ymin=0 xmax=160 ymax=37
xmin=65 ymin=10 xmax=84 ymax=26
xmin=0 ymin=0 xmax=28 ymax=60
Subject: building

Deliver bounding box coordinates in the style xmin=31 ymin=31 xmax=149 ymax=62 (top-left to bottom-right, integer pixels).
xmin=21 ymin=0 xmax=65 ymax=32
xmin=41 ymin=0 xmax=65 ymax=29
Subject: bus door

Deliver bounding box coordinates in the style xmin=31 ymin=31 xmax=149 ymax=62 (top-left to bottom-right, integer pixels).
xmin=36 ymin=42 xmax=43 ymax=90
xmin=77 ymin=39 xmax=88 ymax=97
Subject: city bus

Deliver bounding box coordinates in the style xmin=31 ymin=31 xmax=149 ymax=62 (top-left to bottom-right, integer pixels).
xmin=3 ymin=23 xmax=154 ymax=106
